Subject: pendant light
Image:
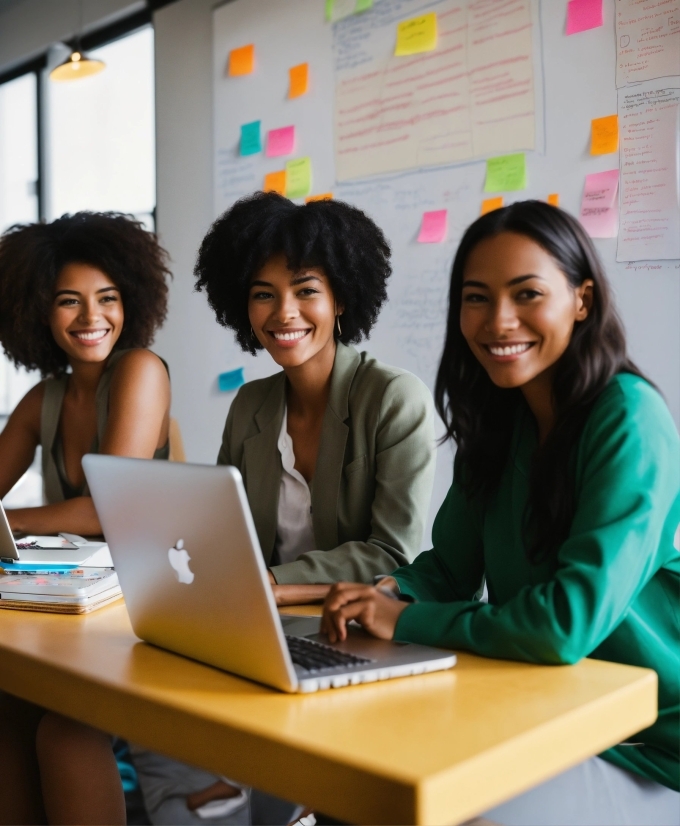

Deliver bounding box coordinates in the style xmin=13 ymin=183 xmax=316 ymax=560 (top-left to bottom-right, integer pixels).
xmin=49 ymin=0 xmax=105 ymax=82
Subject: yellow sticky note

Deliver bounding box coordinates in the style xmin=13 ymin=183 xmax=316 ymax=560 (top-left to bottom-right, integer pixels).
xmin=395 ymin=12 xmax=437 ymax=56
xmin=229 ymin=44 xmax=254 ymax=77
xmin=289 ymin=63 xmax=309 ymax=98
xmin=285 ymin=157 xmax=312 ymax=199
xmin=263 ymin=170 xmax=286 ymax=196
xmin=547 ymin=193 xmax=560 ymax=207
xmin=590 ymin=115 xmax=618 ymax=155
xmin=481 ymin=197 xmax=504 ymax=215
xmin=305 ymin=193 xmax=333 ymax=203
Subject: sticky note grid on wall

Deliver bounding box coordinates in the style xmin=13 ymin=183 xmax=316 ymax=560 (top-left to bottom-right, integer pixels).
xmin=214 ymin=0 xmax=680 ymax=271
xmin=211 ymin=0 xmax=679 ymax=529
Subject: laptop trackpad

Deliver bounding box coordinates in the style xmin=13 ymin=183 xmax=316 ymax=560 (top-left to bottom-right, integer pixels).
xmin=280 ymin=616 xmax=321 ymax=637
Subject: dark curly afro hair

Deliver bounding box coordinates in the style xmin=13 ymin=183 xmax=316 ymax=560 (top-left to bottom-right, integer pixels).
xmin=194 ymin=192 xmax=391 ymax=355
xmin=0 ymin=212 xmax=171 ymax=377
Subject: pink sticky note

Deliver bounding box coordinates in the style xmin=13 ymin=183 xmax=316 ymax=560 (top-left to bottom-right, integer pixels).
xmin=566 ymin=0 xmax=603 ymax=35
xmin=579 ymin=170 xmax=619 ymax=238
xmin=417 ymin=210 xmax=448 ymax=243
xmin=266 ymin=126 xmax=296 ymax=158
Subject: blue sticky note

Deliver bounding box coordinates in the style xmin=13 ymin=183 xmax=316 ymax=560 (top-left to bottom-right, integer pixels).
xmin=218 ymin=368 xmax=245 ymax=392
xmin=240 ymin=121 xmax=261 ymax=156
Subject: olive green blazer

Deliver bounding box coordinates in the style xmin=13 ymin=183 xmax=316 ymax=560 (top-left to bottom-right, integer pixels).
xmin=217 ymin=343 xmax=436 ymax=585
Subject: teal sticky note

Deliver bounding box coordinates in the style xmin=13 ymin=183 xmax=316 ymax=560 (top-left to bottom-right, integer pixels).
xmin=218 ymin=368 xmax=245 ymax=392
xmin=240 ymin=121 xmax=261 ymax=156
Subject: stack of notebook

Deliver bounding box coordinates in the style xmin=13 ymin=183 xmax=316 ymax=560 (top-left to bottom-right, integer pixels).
xmin=0 ymin=566 xmax=122 ymax=614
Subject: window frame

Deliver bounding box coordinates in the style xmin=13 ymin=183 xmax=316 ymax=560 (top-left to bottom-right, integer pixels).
xmin=0 ymin=6 xmax=155 ymax=223
xmin=0 ymin=56 xmax=45 ymax=220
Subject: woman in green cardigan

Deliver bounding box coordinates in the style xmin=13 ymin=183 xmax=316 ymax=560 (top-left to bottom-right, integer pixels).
xmin=130 ymin=191 xmax=436 ymax=825
xmin=323 ymin=201 xmax=679 ymax=825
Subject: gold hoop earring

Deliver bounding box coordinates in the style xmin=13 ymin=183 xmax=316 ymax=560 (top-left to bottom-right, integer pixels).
xmin=336 ymin=315 xmax=342 ymax=337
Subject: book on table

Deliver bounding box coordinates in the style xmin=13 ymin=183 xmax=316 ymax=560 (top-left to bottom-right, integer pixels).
xmin=0 ymin=567 xmax=122 ymax=614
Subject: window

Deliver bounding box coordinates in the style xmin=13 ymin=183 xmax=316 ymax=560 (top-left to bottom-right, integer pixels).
xmin=47 ymin=25 xmax=155 ymax=227
xmin=0 ymin=72 xmax=39 ymax=234
xmin=0 ymin=71 xmax=41 ymax=419
xmin=0 ymin=70 xmax=42 ymax=506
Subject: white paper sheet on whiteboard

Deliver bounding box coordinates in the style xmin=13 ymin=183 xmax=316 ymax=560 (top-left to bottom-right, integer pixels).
xmin=617 ymin=77 xmax=680 ymax=262
xmin=333 ymin=0 xmax=537 ymax=181
xmin=615 ymin=0 xmax=680 ymax=88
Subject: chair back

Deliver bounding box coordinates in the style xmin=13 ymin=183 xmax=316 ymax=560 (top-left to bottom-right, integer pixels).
xmin=168 ymin=417 xmax=186 ymax=462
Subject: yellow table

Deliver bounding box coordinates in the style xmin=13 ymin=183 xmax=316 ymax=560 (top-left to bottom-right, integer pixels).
xmin=0 ymin=601 xmax=656 ymax=825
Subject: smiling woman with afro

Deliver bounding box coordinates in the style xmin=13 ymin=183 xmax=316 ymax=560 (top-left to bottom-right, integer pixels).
xmin=125 ymin=191 xmax=438 ymax=825
xmin=0 ymin=211 xmax=174 ymax=824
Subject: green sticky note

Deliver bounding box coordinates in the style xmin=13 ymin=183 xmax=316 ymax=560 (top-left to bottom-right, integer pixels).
xmin=240 ymin=120 xmax=261 ymax=156
xmin=285 ymin=157 xmax=312 ymax=199
xmin=484 ymin=153 xmax=527 ymax=193
xmin=326 ymin=0 xmax=368 ymax=22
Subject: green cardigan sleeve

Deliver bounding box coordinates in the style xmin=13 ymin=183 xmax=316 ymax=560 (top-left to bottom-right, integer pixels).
xmin=394 ymin=380 xmax=680 ymax=665
xmin=393 ymin=476 xmax=485 ymax=602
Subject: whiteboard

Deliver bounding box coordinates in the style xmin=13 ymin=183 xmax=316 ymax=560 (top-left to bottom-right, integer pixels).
xmin=212 ymin=0 xmax=680 ymax=543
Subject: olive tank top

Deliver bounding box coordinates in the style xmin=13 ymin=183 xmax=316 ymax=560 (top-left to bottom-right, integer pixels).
xmin=40 ymin=349 xmax=170 ymax=504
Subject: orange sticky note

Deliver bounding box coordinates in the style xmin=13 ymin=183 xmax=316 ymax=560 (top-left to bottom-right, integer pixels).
xmin=547 ymin=193 xmax=560 ymax=207
xmin=591 ymin=115 xmax=618 ymax=155
xmin=481 ymin=196 xmax=504 ymax=215
xmin=305 ymin=193 xmax=333 ymax=203
xmin=289 ymin=63 xmax=309 ymax=98
xmin=263 ymin=170 xmax=286 ymax=195
xmin=229 ymin=44 xmax=254 ymax=77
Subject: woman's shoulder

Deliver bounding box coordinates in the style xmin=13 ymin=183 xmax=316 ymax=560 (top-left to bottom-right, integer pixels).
xmin=352 ymin=350 xmax=433 ymax=408
xmin=105 ymin=348 xmax=169 ymax=390
xmin=585 ymin=372 xmax=678 ymax=450
xmin=14 ymin=379 xmax=47 ymax=419
xmin=230 ymin=370 xmax=284 ymax=413
xmin=109 ymin=347 xmax=168 ymax=376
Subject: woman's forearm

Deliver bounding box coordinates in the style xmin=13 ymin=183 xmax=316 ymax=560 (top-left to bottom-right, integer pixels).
xmin=271 ymin=583 xmax=332 ymax=606
xmin=7 ymin=497 xmax=102 ymax=537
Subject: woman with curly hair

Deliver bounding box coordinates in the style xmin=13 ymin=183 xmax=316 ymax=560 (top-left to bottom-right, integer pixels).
xmin=323 ymin=201 xmax=679 ymax=825
xmin=197 ymin=191 xmax=436 ymax=604
xmin=0 ymin=212 xmax=171 ymax=825
xmin=0 ymin=211 xmax=171 ymax=536
xmin=129 ymin=192 xmax=436 ymax=826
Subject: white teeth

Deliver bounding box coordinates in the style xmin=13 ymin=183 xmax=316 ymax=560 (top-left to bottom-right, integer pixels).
xmin=488 ymin=343 xmax=532 ymax=356
xmin=73 ymin=330 xmax=108 ymax=341
xmin=272 ymin=330 xmax=308 ymax=341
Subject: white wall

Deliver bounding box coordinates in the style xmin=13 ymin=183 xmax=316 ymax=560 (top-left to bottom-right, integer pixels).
xmin=152 ymin=0 xmax=231 ymax=464
xmin=153 ymin=0 xmax=679 ymax=472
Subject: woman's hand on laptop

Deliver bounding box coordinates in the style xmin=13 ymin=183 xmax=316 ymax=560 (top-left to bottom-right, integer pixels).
xmin=321 ymin=583 xmax=408 ymax=643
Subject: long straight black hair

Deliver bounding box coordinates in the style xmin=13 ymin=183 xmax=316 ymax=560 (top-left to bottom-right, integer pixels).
xmin=435 ymin=200 xmax=647 ymax=563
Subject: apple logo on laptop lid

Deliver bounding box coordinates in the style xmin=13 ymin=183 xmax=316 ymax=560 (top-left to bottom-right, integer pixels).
xmin=168 ymin=539 xmax=194 ymax=584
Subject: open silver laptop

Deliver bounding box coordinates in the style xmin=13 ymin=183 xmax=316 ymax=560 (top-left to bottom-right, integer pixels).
xmin=0 ymin=500 xmax=112 ymax=565
xmin=83 ymin=455 xmax=456 ymax=693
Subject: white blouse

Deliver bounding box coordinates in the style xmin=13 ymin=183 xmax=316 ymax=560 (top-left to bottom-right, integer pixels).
xmin=274 ymin=406 xmax=316 ymax=566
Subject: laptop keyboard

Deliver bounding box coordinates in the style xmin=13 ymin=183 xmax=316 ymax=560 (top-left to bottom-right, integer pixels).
xmin=285 ymin=635 xmax=374 ymax=672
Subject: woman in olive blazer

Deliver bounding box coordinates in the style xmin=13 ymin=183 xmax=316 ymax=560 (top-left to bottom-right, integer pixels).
xmin=218 ymin=340 xmax=435 ymax=585
xmin=130 ymin=192 xmax=436 ymax=826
